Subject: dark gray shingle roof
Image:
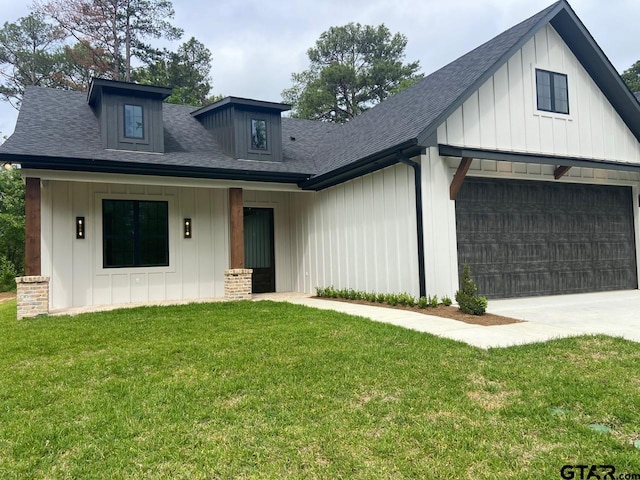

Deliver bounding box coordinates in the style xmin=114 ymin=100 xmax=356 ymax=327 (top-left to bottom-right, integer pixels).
xmin=0 ymin=87 xmax=337 ymax=178
xmin=635 ymin=92 xmax=640 ymax=102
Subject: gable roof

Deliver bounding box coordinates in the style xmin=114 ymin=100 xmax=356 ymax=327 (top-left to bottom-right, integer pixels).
xmin=302 ymin=0 xmax=640 ymax=189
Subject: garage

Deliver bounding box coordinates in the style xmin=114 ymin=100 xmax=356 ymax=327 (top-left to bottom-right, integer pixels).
xmin=455 ymin=177 xmax=638 ymax=298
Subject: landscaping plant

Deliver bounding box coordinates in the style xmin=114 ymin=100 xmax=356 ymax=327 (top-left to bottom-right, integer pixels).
xmin=455 ymin=263 xmax=488 ymax=315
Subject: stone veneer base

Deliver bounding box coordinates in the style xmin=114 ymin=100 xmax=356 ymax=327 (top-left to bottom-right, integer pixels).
xmin=224 ymin=269 xmax=253 ymax=301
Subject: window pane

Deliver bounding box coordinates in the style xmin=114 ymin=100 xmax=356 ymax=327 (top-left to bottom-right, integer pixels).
xmin=553 ymin=73 xmax=569 ymax=114
xmin=124 ymin=104 xmax=144 ymax=139
xmin=103 ymin=200 xmax=135 ymax=267
xmin=536 ymin=70 xmax=552 ymax=111
xmin=103 ymin=199 xmax=168 ymax=268
xmin=251 ymin=119 xmax=268 ymax=150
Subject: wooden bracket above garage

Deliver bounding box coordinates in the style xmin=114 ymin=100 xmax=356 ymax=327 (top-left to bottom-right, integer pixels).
xmin=554 ymin=165 xmax=572 ymax=180
xmin=450 ymin=157 xmax=473 ymax=200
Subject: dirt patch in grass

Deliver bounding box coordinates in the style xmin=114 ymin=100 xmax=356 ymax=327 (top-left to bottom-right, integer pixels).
xmin=315 ymin=297 xmax=523 ymax=326
xmin=0 ymin=292 xmax=16 ymax=304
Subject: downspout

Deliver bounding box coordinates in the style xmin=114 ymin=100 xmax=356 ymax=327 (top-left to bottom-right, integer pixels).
xmin=398 ymin=155 xmax=426 ymax=298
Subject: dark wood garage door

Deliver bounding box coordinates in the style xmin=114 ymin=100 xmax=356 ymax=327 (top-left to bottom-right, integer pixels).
xmin=456 ymin=178 xmax=637 ymax=298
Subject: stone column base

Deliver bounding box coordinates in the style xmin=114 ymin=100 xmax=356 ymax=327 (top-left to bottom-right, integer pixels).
xmin=224 ymin=269 xmax=253 ymax=301
xmin=15 ymin=276 xmax=50 ymax=320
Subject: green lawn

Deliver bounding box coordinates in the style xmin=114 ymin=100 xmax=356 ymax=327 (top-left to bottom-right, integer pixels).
xmin=1 ymin=300 xmax=639 ymax=479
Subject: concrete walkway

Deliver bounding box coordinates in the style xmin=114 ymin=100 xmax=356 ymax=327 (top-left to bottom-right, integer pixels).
xmin=267 ymin=290 xmax=640 ymax=349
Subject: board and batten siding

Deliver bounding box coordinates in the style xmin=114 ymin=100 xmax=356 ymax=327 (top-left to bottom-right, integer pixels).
xmin=437 ymin=24 xmax=640 ymax=164
xmin=41 ymin=181 xmax=230 ymax=310
xmin=289 ymin=163 xmax=420 ymax=297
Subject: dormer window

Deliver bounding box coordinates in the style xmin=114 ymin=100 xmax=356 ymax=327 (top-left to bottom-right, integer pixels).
xmin=124 ymin=104 xmax=144 ymax=139
xmin=535 ymin=69 xmax=569 ymax=114
xmin=251 ymin=119 xmax=268 ymax=150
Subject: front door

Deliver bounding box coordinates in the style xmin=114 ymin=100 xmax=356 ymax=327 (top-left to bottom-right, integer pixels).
xmin=243 ymin=207 xmax=275 ymax=293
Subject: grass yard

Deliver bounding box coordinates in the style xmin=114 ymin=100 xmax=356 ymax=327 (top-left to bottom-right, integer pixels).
xmin=1 ymin=300 xmax=639 ymax=479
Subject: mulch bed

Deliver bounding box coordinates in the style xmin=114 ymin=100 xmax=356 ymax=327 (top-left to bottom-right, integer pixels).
xmin=315 ymin=297 xmax=523 ymax=326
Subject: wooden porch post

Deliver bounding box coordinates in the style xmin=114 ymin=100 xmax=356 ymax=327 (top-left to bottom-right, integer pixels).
xmin=25 ymin=177 xmax=41 ymax=276
xmin=229 ymin=187 xmax=244 ymax=268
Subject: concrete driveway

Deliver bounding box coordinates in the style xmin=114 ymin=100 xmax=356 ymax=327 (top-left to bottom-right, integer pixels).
xmin=487 ymin=290 xmax=640 ymax=344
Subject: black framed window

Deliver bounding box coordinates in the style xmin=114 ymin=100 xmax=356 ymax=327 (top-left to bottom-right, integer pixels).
xmin=103 ymin=200 xmax=168 ymax=268
xmin=536 ymin=69 xmax=569 ymax=114
xmin=251 ymin=119 xmax=268 ymax=150
xmin=124 ymin=104 xmax=144 ymax=139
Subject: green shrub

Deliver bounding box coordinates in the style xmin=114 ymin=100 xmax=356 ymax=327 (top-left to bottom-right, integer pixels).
xmin=428 ymin=295 xmax=439 ymax=308
xmin=385 ymin=293 xmax=398 ymax=306
xmin=376 ymin=293 xmax=386 ymax=303
xmin=417 ymin=296 xmax=428 ymax=309
xmin=398 ymin=293 xmax=415 ymax=307
xmin=455 ymin=264 xmax=487 ymax=315
xmin=441 ymin=296 xmax=452 ymax=307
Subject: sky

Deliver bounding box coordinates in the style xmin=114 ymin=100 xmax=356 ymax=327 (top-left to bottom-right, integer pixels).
xmin=0 ymin=0 xmax=638 ymax=138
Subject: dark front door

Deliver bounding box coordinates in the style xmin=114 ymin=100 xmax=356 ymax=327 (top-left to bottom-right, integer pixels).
xmin=455 ymin=178 xmax=637 ymax=298
xmin=244 ymin=207 xmax=275 ymax=293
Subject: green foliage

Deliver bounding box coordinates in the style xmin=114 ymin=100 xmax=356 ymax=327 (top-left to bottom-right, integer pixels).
xmin=0 ymin=13 xmax=66 ymax=108
xmin=441 ymin=296 xmax=452 ymax=307
xmin=0 ymin=168 xmax=24 ymax=290
xmin=282 ymin=23 xmax=422 ymax=123
xmin=132 ymin=37 xmax=213 ymax=106
xmin=621 ymin=60 xmax=640 ymax=93
xmin=428 ymin=295 xmax=439 ymax=308
xmin=455 ymin=264 xmax=488 ymax=315
xmin=417 ymin=296 xmax=428 ymax=309
xmin=397 ymin=293 xmax=415 ymax=307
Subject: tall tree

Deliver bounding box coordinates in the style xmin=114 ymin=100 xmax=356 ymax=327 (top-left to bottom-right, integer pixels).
xmin=621 ymin=60 xmax=640 ymax=93
xmin=282 ymin=23 xmax=422 ymax=123
xmin=133 ymin=37 xmax=213 ymax=106
xmin=0 ymin=13 xmax=66 ymax=108
xmin=36 ymin=0 xmax=183 ymax=82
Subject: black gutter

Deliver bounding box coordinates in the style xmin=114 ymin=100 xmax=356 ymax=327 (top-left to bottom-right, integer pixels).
xmin=3 ymin=154 xmax=311 ymax=184
xmin=398 ymin=155 xmax=426 ymax=298
xmin=299 ymin=139 xmax=421 ymax=191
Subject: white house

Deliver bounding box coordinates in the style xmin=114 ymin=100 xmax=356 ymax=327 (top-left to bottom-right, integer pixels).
xmin=2 ymin=0 xmax=640 ymax=318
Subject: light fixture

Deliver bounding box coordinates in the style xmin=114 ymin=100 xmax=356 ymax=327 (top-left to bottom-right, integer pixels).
xmin=2 ymin=162 xmax=12 ymax=171
xmin=76 ymin=217 xmax=85 ymax=239
xmin=184 ymin=218 xmax=192 ymax=238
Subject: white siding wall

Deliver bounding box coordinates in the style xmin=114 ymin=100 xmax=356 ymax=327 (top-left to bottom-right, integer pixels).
xmin=437 ymin=24 xmax=640 ymax=164
xmin=42 ymin=181 xmax=230 ymax=310
xmin=290 ymin=163 xmax=420 ymax=297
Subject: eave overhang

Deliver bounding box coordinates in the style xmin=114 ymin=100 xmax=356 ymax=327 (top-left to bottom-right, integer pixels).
xmin=439 ymin=144 xmax=640 ymax=173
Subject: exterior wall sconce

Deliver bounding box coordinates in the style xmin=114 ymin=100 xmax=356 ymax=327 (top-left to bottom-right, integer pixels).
xmin=184 ymin=218 xmax=192 ymax=238
xmin=76 ymin=217 xmax=85 ymax=239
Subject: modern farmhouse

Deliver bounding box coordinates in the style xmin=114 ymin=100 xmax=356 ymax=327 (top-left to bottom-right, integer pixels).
xmin=2 ymin=0 xmax=640 ymax=318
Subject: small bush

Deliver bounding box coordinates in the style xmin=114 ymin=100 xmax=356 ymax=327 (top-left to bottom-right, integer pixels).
xmin=364 ymin=292 xmax=377 ymax=302
xmin=376 ymin=293 xmax=386 ymax=303
xmin=428 ymin=295 xmax=439 ymax=308
xmin=455 ymin=264 xmax=487 ymax=315
xmin=385 ymin=293 xmax=398 ymax=306
xmin=398 ymin=293 xmax=415 ymax=307
xmin=417 ymin=296 xmax=428 ymax=309
xmin=441 ymin=296 xmax=452 ymax=307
